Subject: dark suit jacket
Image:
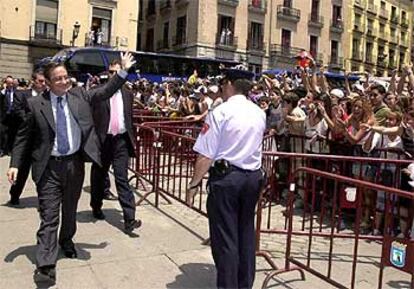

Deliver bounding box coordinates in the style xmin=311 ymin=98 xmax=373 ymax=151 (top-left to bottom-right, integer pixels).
xmin=12 ymin=89 xmax=33 ymax=122
xmin=10 ymin=74 xmax=126 ymax=184
xmin=91 ymin=86 xmax=136 ymax=157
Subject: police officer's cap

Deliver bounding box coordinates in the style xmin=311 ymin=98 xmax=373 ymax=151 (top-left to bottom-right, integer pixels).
xmin=221 ymin=69 xmax=255 ymax=82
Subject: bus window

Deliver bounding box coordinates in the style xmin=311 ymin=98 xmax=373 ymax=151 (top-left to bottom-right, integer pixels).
xmin=102 ymin=51 xmax=121 ymax=66
xmin=66 ymin=50 xmax=105 ymax=76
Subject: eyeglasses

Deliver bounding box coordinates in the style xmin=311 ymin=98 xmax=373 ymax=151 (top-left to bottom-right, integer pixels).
xmin=108 ymin=70 xmax=117 ymax=75
xmin=50 ymin=75 xmax=70 ymax=83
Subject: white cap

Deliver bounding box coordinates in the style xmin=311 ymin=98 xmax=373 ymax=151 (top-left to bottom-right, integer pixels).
xmin=208 ymin=85 xmax=219 ymax=94
xmin=194 ymin=86 xmax=207 ymax=94
xmin=330 ymin=88 xmax=345 ymax=99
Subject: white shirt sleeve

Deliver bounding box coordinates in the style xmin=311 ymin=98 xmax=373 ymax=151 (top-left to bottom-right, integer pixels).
xmin=193 ymin=111 xmax=221 ymax=159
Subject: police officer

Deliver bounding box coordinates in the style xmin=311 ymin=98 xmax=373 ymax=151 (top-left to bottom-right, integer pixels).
xmin=187 ymin=69 xmax=266 ymax=289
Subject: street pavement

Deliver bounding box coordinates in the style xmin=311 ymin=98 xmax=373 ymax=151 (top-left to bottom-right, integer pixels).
xmin=0 ymin=155 xmax=411 ymax=288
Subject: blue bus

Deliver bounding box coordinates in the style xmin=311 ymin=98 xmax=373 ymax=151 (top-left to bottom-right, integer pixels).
xmin=38 ymin=47 xmax=240 ymax=83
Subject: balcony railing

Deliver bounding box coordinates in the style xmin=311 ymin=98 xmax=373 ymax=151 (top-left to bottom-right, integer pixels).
xmin=379 ymin=31 xmax=388 ymax=40
xmin=157 ymin=39 xmax=169 ymax=50
xmin=400 ymin=35 xmax=409 ymax=47
xmin=389 ymin=59 xmax=397 ymax=69
xmin=84 ymin=33 xmax=119 ymax=47
xmin=248 ymin=0 xmax=266 ymax=13
xmin=365 ymin=54 xmax=374 ymax=64
xmin=247 ymin=39 xmax=265 ymax=51
xmin=175 ymin=0 xmax=189 ymax=8
xmin=216 ymin=32 xmax=238 ymax=49
xmin=389 ymin=34 xmax=398 ymax=44
xmin=308 ymin=13 xmax=324 ymax=28
xmin=366 ymin=26 xmax=377 ymax=37
xmin=401 ymin=18 xmax=409 ymax=27
xmin=353 ymin=22 xmax=364 ymax=33
xmin=329 ymin=56 xmax=344 ymax=68
xmin=277 ymin=5 xmax=301 ymax=22
xmin=218 ymin=0 xmax=239 ymax=7
xmin=173 ymin=35 xmax=187 ymax=48
xmin=314 ymin=53 xmax=324 ymax=65
xmin=330 ymin=19 xmax=344 ymax=33
xmin=270 ymin=44 xmax=302 ymax=58
xmin=352 ymin=50 xmax=363 ymax=61
xmin=30 ymin=25 xmax=62 ymax=45
xmin=379 ymin=9 xmax=388 ymax=19
xmin=354 ymin=0 xmax=366 ymax=9
xmin=390 ymin=14 xmax=399 ymax=24
xmin=160 ymin=0 xmax=172 ymax=12
xmin=367 ymin=3 xmax=377 ymax=14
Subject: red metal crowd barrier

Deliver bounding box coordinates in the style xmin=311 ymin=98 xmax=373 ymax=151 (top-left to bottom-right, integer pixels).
xmin=257 ymin=166 xmax=414 ymax=289
xmin=129 ymin=114 xmax=414 ymax=288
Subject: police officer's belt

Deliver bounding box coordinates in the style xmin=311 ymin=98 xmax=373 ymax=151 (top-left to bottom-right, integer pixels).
xmin=209 ymin=160 xmax=257 ymax=177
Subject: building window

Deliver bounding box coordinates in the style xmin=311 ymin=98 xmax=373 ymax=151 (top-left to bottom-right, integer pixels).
xmin=176 ymin=15 xmax=186 ymax=45
xmin=249 ymin=22 xmax=263 ymax=50
xmin=391 ymin=6 xmax=397 ymax=19
xmin=330 ymin=40 xmax=339 ymax=63
xmin=365 ymin=42 xmax=373 ymax=62
xmin=163 ymin=22 xmax=169 ymax=48
xmin=311 ymin=0 xmax=320 ymax=20
xmin=310 ymin=35 xmax=318 ymax=58
xmin=283 ymin=0 xmax=292 ymax=8
xmin=400 ymin=52 xmax=405 ymax=65
xmin=332 ymin=5 xmax=342 ymax=23
xmin=217 ymin=15 xmax=235 ymax=45
xmin=352 ymin=37 xmax=360 ymax=59
xmin=35 ymin=0 xmax=58 ymax=39
xmin=148 ymin=0 xmax=156 ymax=15
xmin=146 ymin=28 xmax=154 ymax=51
xmin=91 ymin=7 xmax=112 ymax=45
xmin=281 ymin=29 xmax=291 ymax=54
xmin=137 ymin=33 xmax=141 ymax=50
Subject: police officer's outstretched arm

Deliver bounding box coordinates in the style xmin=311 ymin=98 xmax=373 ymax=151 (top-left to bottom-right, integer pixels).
xmin=186 ymin=154 xmax=213 ymax=206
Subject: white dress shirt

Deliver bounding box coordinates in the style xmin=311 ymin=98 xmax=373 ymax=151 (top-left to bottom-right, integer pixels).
xmin=50 ymin=91 xmax=81 ymax=156
xmin=193 ymin=94 xmax=266 ymax=170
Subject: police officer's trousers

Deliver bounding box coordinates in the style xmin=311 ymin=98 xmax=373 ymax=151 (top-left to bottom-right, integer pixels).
xmin=207 ymin=168 xmax=263 ymax=289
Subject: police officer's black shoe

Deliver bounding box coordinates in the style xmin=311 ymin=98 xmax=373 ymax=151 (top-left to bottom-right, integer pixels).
xmin=6 ymin=198 xmax=20 ymax=207
xmin=62 ymin=247 xmax=77 ymax=259
xmin=124 ymin=219 xmax=142 ymax=234
xmin=92 ymin=208 xmax=105 ymax=220
xmin=34 ymin=266 xmax=56 ymax=284
xmin=103 ymin=191 xmax=118 ymax=201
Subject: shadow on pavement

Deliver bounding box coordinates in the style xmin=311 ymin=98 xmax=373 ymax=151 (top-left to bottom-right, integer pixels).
xmin=77 ymin=208 xmax=139 ymax=238
xmin=387 ymin=280 xmax=412 ymax=289
xmin=4 ymin=241 xmax=109 ymax=265
xmin=2 ymin=196 xmax=38 ymax=209
xmin=166 ymin=263 xmax=216 ymax=289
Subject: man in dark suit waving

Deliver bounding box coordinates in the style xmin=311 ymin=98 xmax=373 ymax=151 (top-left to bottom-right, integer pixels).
xmin=7 ymin=69 xmax=47 ymax=206
xmin=90 ymin=59 xmax=141 ymax=235
xmin=7 ymin=52 xmax=136 ymax=284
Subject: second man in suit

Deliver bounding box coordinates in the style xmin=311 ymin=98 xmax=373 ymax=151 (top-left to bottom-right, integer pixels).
xmin=90 ymin=59 xmax=141 ymax=235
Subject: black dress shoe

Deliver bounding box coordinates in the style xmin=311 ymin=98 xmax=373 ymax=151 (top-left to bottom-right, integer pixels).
xmin=6 ymin=198 xmax=20 ymax=207
xmin=62 ymin=246 xmax=77 ymax=258
xmin=34 ymin=266 xmax=56 ymax=283
xmin=124 ymin=219 xmax=142 ymax=234
xmin=92 ymin=208 xmax=106 ymax=220
xmin=103 ymin=191 xmax=118 ymax=201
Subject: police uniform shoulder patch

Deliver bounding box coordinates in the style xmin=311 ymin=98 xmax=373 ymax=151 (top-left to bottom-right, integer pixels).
xmin=201 ymin=123 xmax=210 ymax=134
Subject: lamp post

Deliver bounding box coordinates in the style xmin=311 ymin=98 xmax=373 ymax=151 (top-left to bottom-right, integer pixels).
xmin=71 ymin=21 xmax=81 ymax=46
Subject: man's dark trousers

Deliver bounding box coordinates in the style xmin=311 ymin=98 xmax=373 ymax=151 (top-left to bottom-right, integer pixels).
xmin=207 ymin=168 xmax=263 ymax=289
xmin=90 ymin=133 xmax=135 ymax=221
xmin=9 ymin=156 xmax=31 ymax=202
xmin=36 ymin=154 xmax=84 ymax=268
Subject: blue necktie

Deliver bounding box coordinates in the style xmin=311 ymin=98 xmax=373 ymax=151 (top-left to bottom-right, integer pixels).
xmin=56 ymin=97 xmax=70 ymax=155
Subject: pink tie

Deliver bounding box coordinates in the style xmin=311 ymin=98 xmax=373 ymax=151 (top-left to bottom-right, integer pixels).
xmin=110 ymin=94 xmax=119 ymax=135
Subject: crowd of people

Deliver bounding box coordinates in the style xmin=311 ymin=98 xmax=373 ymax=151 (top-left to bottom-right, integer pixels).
xmin=2 ymin=55 xmax=414 ymax=287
